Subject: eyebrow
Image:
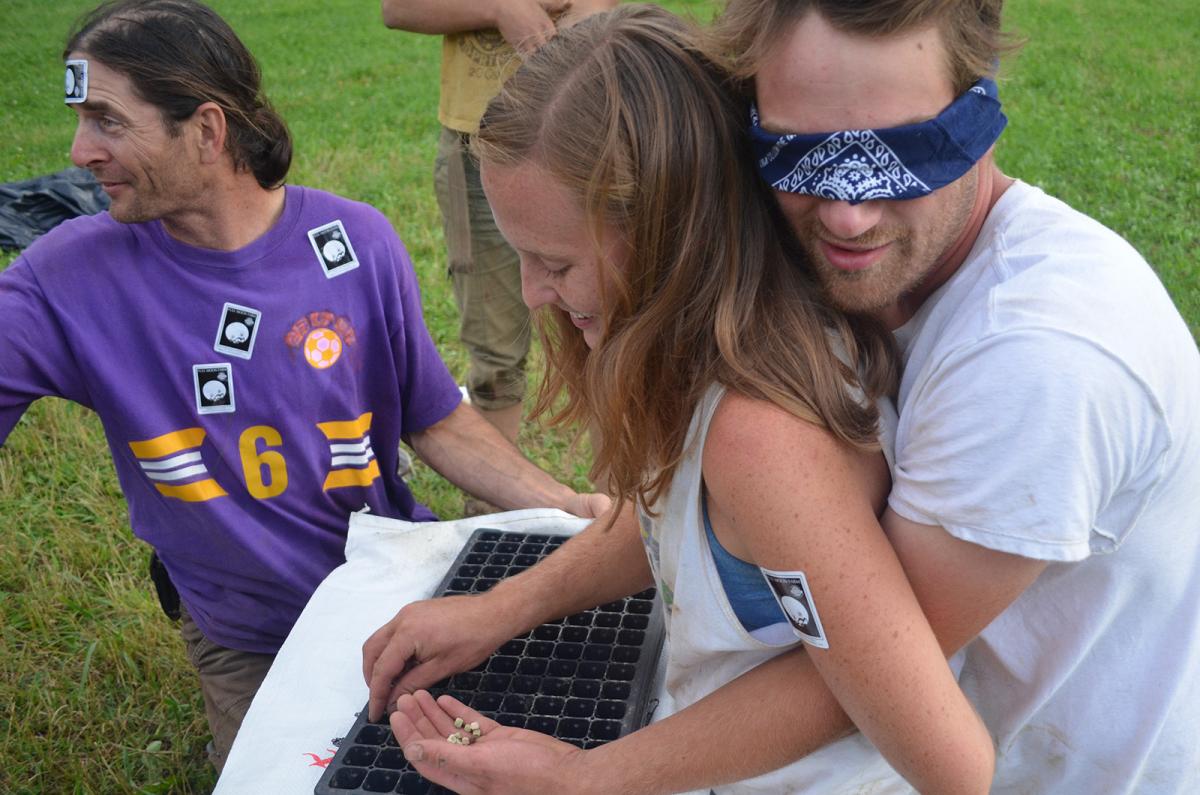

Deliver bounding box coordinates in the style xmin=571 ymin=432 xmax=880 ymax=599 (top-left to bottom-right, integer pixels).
xmin=531 ymin=250 xmax=575 ymax=264
xmin=73 ymin=98 xmax=117 ymax=115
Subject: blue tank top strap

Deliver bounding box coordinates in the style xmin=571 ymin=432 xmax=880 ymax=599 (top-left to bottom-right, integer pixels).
xmin=702 ymin=489 xmax=786 ymax=633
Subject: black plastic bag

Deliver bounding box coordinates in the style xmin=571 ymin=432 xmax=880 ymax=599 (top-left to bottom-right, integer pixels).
xmin=0 ymin=167 xmax=109 ymax=251
xmin=149 ymin=550 xmax=182 ymax=621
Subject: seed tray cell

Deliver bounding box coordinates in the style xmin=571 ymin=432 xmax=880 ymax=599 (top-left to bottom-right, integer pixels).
xmin=315 ymin=528 xmax=665 ymax=795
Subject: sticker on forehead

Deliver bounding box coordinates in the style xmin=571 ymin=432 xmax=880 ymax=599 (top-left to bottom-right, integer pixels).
xmin=65 ymin=59 xmax=88 ymax=104
xmin=760 ymin=567 xmax=828 ymax=649
xmin=307 ymin=220 xmax=360 ymax=279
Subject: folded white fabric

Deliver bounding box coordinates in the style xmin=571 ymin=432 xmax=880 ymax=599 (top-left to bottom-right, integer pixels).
xmin=215 ymin=508 xmax=590 ymax=795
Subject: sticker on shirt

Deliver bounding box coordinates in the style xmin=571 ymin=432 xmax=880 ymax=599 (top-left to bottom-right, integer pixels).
xmin=213 ymin=302 xmax=262 ymax=359
xmin=64 ymin=59 xmax=88 ymax=104
xmin=637 ymin=509 xmax=674 ymax=609
xmin=760 ymin=567 xmax=829 ymax=649
xmin=307 ymin=220 xmax=359 ymax=279
xmin=193 ymin=363 xmax=235 ymax=414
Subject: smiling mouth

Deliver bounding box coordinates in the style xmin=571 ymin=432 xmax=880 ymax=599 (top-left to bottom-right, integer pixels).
xmin=826 ymin=240 xmax=881 ymax=252
xmin=817 ymin=239 xmax=892 ymax=272
xmin=91 ymin=170 xmax=125 ymax=185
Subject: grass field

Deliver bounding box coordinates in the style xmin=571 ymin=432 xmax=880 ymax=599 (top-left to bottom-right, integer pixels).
xmin=0 ymin=0 xmax=1196 ymax=792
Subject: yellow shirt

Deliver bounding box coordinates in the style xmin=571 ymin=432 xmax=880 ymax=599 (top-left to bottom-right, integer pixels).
xmin=438 ymin=30 xmax=521 ymax=134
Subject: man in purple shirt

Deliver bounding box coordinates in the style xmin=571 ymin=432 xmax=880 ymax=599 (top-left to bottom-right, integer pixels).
xmin=4 ymin=0 xmax=607 ymax=772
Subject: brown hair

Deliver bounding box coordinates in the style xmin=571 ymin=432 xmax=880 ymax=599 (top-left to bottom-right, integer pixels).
xmin=475 ymin=5 xmax=896 ymax=515
xmin=65 ymin=0 xmax=292 ymax=189
xmin=709 ymin=0 xmax=1011 ymax=94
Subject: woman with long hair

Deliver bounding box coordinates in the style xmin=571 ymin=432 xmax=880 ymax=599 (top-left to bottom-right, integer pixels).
xmin=363 ymin=6 xmax=994 ymax=793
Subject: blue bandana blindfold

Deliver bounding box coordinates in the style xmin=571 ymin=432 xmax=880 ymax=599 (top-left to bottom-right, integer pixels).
xmin=750 ymin=78 xmax=1007 ymax=204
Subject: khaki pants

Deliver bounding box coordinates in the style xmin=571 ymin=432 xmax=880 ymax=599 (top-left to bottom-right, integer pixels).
xmin=434 ymin=126 xmax=530 ymax=411
xmin=179 ymin=606 xmax=275 ymax=773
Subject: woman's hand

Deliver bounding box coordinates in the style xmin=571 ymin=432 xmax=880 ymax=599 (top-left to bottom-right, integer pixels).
xmin=362 ymin=594 xmax=518 ymax=723
xmin=391 ymin=690 xmax=596 ymax=795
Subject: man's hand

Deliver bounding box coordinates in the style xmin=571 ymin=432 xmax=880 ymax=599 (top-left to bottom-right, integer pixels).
xmin=362 ymin=594 xmax=518 ymax=722
xmin=381 ymin=0 xmax=572 ymax=44
xmin=391 ymin=691 xmax=593 ymax=795
xmin=495 ymin=0 xmax=572 ymax=54
xmin=561 ymin=490 xmax=611 ymax=519
xmin=557 ymin=0 xmax=618 ymax=28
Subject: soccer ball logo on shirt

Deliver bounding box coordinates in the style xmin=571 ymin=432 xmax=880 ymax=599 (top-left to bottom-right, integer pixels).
xmin=304 ymin=327 xmax=342 ymax=369
xmin=285 ymin=311 xmax=358 ymax=371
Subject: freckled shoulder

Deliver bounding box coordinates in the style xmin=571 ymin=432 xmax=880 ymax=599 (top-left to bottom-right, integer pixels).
xmin=701 ymin=391 xmax=888 ymax=564
xmin=702 ymin=391 xmax=844 ymax=490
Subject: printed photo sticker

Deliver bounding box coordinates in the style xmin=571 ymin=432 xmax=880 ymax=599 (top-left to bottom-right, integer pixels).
xmin=307 ymin=220 xmax=359 ymax=279
xmin=213 ymin=302 xmax=261 ymax=359
xmin=193 ymin=363 xmax=235 ymax=415
xmin=65 ymin=59 xmax=88 ymax=104
xmin=760 ymin=567 xmax=829 ymax=649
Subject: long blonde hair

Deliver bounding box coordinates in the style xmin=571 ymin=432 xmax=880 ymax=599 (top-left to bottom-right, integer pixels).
xmin=475 ymin=5 xmax=896 ymax=514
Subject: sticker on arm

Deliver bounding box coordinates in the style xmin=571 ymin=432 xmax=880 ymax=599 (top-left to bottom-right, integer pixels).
xmin=760 ymin=567 xmax=829 ymax=649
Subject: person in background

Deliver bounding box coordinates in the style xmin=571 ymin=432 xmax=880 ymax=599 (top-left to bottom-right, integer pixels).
xmin=4 ymin=0 xmax=607 ymax=772
xmin=380 ymin=0 xmax=617 ymax=465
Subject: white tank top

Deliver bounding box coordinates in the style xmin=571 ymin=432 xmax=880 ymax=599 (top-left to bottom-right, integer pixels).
xmin=637 ymin=384 xmax=908 ymax=794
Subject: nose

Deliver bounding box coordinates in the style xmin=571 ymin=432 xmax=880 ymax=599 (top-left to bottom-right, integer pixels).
xmin=69 ymin=119 xmax=106 ymax=169
xmin=816 ymin=200 xmax=885 ymax=241
xmin=519 ymin=257 xmax=557 ymax=312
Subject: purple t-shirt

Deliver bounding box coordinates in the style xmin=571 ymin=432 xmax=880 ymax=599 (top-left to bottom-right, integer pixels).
xmin=0 ymin=185 xmax=462 ymax=652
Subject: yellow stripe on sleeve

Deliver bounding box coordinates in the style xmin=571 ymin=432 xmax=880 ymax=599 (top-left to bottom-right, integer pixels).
xmin=129 ymin=428 xmax=207 ymax=459
xmin=154 ymin=479 xmax=229 ymax=502
xmin=322 ymin=460 xmax=381 ymax=491
xmin=317 ymin=412 xmax=373 ymax=440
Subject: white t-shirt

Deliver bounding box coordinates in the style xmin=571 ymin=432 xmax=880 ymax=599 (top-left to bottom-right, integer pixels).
xmin=889 ymin=181 xmax=1200 ymax=794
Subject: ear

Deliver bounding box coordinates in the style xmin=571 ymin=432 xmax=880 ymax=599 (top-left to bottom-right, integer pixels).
xmin=191 ymin=101 xmax=228 ymax=165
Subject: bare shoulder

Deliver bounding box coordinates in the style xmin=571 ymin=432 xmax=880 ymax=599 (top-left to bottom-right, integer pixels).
xmin=701 ymin=391 xmax=889 ymax=562
xmin=703 ymin=391 xmax=881 ymax=495
xmin=707 ymin=389 xmax=829 ymax=446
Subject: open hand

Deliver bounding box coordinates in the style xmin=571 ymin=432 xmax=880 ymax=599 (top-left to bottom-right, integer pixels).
xmin=495 ymin=0 xmax=573 ymax=54
xmin=563 ymin=490 xmax=612 ymax=519
xmin=391 ymin=691 xmax=592 ymax=795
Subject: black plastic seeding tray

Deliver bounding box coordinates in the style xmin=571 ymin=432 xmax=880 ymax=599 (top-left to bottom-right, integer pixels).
xmin=315 ymin=528 xmax=665 ymax=794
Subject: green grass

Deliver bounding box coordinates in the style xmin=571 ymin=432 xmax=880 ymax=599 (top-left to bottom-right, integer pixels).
xmin=0 ymin=0 xmax=1195 ymax=791
xmin=996 ymin=1 xmax=1199 ymax=335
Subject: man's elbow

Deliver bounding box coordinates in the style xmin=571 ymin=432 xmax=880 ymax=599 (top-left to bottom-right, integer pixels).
xmin=380 ymin=0 xmax=410 ymax=30
xmin=406 ymin=402 xmax=468 ymax=456
xmin=405 ymin=424 xmax=433 ymax=457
